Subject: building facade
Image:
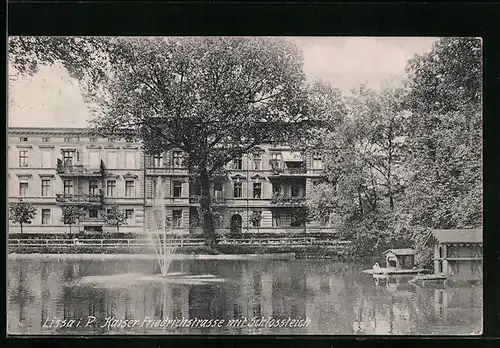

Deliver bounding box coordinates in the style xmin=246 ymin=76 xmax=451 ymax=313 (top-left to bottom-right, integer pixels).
xmin=8 ymin=127 xmax=337 ymax=235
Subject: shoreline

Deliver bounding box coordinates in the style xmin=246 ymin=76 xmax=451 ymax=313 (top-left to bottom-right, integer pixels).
xmin=7 ymin=252 xmax=296 ymax=261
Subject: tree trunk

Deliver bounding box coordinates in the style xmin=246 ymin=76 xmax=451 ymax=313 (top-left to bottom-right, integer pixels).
xmin=117 ymin=225 xmax=120 ymax=233
xmin=200 ymin=169 xmax=216 ymax=247
xmin=69 ymin=224 xmax=72 ymax=239
xmin=20 ymin=222 xmax=23 ymax=235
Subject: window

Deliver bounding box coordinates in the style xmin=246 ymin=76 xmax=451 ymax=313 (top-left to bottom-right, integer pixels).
xmin=234 ymin=182 xmax=242 ymax=198
xmin=89 ymin=180 xmax=98 ymax=195
xmin=312 ymin=154 xmax=324 ymax=169
xmin=41 ymin=209 xmax=51 ymax=225
xmin=64 ymin=137 xmax=71 ymax=143
xmin=233 ymin=157 xmax=242 ymax=170
xmin=41 ymin=180 xmax=51 ymax=196
xmin=19 ymin=150 xmax=28 ymax=167
xmin=253 ymin=183 xmax=262 ymax=199
xmin=20 ymin=137 xmax=28 ymax=142
xmin=172 ymin=181 xmax=182 ymax=198
xmin=126 ymin=138 xmax=134 ymax=143
xmin=152 ymin=180 xmax=158 ymax=197
xmin=107 ymin=152 xmax=117 ymax=169
xmin=19 ymin=182 xmax=28 ymax=196
xmin=62 ymin=151 xmax=74 ymax=166
xmin=41 ymin=150 xmax=51 ymax=168
xmin=89 ymin=138 xmax=97 ymax=143
xmin=291 ymin=185 xmax=300 ymax=197
xmin=190 ymin=209 xmax=200 ymax=227
xmin=125 ymin=209 xmax=134 ymax=222
xmin=152 ymin=154 xmax=162 ymax=168
xmin=41 ymin=137 xmax=50 ymax=142
xmin=108 ymin=138 xmax=115 ymax=143
xmin=125 ymin=180 xmax=135 ymax=197
xmin=252 ymin=211 xmax=262 ymax=227
xmin=125 ymin=152 xmax=136 ymax=169
xmin=63 ymin=180 xmax=74 ymax=195
xmin=272 ymin=211 xmax=281 ymax=227
xmin=107 ymin=180 xmax=117 ymax=196
xmin=89 ymin=151 xmax=100 ymax=168
xmin=89 ymin=209 xmax=98 ymax=218
xmin=190 ymin=180 xmax=201 ymax=196
xmin=270 ymin=153 xmax=282 ymax=169
xmin=172 ymin=210 xmax=182 ymax=227
xmin=172 ymin=151 xmax=183 ymax=167
xmin=272 ymin=184 xmax=281 ymax=195
xmin=253 ymin=158 xmax=261 ymax=170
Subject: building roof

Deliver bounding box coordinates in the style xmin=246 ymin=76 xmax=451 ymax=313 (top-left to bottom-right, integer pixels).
xmin=383 ymin=248 xmax=416 ymax=256
xmin=425 ymin=229 xmax=482 ymax=245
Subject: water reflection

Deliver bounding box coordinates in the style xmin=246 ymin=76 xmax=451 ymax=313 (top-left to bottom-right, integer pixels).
xmin=7 ymin=259 xmax=482 ymax=335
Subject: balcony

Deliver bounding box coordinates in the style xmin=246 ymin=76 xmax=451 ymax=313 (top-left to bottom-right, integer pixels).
xmin=56 ymin=159 xmax=103 ymax=177
xmin=56 ymin=193 xmax=104 ymax=206
xmin=270 ymin=194 xmax=306 ymax=207
xmin=189 ymin=195 xmax=227 ymax=205
xmin=269 ymin=166 xmax=307 ymax=177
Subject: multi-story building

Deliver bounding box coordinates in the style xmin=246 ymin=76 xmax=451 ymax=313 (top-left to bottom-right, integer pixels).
xmin=8 ymin=127 xmax=337 ymax=235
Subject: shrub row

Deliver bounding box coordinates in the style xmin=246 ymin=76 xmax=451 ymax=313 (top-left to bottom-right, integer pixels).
xmin=9 ymin=232 xmax=138 ymax=240
xmin=9 ymin=232 xmax=343 ymax=241
xmin=9 ymin=245 xmax=221 ymax=255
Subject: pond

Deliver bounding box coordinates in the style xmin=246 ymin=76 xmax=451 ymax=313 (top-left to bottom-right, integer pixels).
xmin=7 ymin=257 xmax=482 ymax=335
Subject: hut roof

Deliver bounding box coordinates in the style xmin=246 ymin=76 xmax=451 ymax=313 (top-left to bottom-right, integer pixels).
xmin=424 ymin=229 xmax=482 ymax=245
xmin=383 ymin=248 xmax=416 ymax=256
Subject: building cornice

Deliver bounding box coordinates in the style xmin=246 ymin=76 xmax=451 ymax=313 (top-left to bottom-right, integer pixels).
xmin=38 ymin=174 xmax=55 ymax=178
xmin=123 ymin=172 xmax=139 ymax=179
xmin=9 ymin=127 xmax=92 ymax=136
xmin=16 ymin=173 xmax=33 ymax=179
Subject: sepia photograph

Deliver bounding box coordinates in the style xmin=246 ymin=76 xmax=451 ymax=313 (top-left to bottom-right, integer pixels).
xmin=7 ymin=36 xmax=482 ymax=336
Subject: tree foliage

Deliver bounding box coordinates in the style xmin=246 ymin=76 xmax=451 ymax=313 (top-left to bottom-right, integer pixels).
xmin=402 ymin=37 xmax=482 ymax=233
xmin=60 ymin=205 xmax=86 ymax=237
xmin=9 ymin=200 xmax=36 ymax=234
xmin=104 ymin=206 xmax=128 ymax=233
xmin=307 ymin=38 xmax=482 ymax=256
xmin=88 ymin=37 xmax=310 ymax=245
xmin=8 ymin=36 xmax=109 ymax=83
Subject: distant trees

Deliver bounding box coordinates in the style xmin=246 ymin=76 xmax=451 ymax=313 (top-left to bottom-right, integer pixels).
xmin=9 ymin=200 xmax=36 ymax=235
xmin=104 ymin=206 xmax=128 ymax=233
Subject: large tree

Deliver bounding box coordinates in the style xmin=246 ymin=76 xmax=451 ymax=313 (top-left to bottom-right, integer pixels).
xmin=88 ymin=37 xmax=310 ymax=246
xmin=402 ymin=37 xmax=482 ymax=235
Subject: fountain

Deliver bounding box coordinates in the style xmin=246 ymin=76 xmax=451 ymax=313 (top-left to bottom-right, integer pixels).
xmin=65 ymin=176 xmax=225 ymax=288
xmin=149 ymin=176 xmax=177 ymax=278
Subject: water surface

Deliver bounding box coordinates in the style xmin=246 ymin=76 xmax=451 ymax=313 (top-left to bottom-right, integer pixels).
xmin=7 ymin=258 xmax=482 ymax=335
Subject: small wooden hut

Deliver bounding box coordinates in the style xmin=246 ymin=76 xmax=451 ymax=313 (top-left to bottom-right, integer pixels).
xmin=382 ymin=248 xmax=416 ymax=269
xmin=424 ymin=229 xmax=482 ymax=280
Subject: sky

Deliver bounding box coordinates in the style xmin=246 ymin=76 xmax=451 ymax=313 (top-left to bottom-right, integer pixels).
xmin=8 ymin=37 xmax=437 ymax=128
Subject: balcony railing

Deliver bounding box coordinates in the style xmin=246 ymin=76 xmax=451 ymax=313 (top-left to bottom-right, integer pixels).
xmin=56 ymin=193 xmax=103 ymax=205
xmin=189 ymin=195 xmax=227 ymax=204
xmin=270 ymin=194 xmax=306 ymax=206
xmin=56 ymin=160 xmax=103 ymax=176
xmin=269 ymin=167 xmax=307 ymax=175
